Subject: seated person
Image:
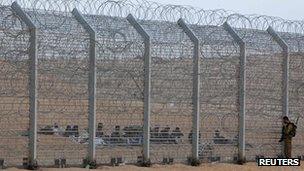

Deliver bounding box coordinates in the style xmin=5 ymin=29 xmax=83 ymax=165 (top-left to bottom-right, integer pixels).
xmin=160 ymin=127 xmax=171 ymax=143
xmin=65 ymin=125 xmax=72 ymax=137
xmin=96 ymin=123 xmax=104 ymax=137
xmin=111 ymin=125 xmax=121 ymax=137
xmin=213 ymin=130 xmax=230 ymax=144
xmin=40 ymin=125 xmax=54 ymax=135
xmin=171 ymin=127 xmax=183 ymax=138
xmin=171 ymin=127 xmax=183 ymax=143
xmin=71 ymin=125 xmax=79 ymax=137
xmin=111 ymin=125 xmax=124 ymax=144
xmin=150 ymin=126 xmax=160 ymax=143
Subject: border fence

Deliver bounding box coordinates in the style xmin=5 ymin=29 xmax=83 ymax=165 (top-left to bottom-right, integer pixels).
xmin=0 ymin=0 xmax=304 ymax=167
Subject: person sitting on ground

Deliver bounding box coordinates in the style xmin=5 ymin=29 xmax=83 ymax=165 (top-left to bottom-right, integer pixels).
xmin=171 ymin=127 xmax=183 ymax=138
xmin=171 ymin=127 xmax=183 ymax=144
xmin=213 ymin=130 xmax=230 ymax=144
xmin=160 ymin=127 xmax=171 ymax=143
xmin=151 ymin=126 xmax=160 ymax=143
xmin=96 ymin=123 xmax=104 ymax=137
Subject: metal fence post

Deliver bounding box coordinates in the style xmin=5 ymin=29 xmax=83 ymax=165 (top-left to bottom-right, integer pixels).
xmin=177 ymin=18 xmax=200 ymax=161
xmin=223 ymin=22 xmax=246 ymax=164
xmin=126 ymin=14 xmax=151 ymax=162
xmin=267 ymin=26 xmax=289 ymax=117
xmin=72 ymin=8 xmax=97 ymax=163
xmin=267 ymin=26 xmax=289 ymax=157
xmin=11 ymin=2 xmax=38 ymax=166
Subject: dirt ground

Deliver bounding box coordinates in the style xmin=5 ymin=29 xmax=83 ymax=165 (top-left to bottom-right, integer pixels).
xmin=2 ymin=162 xmax=304 ymax=171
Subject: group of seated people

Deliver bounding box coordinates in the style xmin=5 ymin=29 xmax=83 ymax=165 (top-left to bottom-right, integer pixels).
xmin=39 ymin=123 xmax=79 ymax=137
xmin=150 ymin=126 xmax=184 ymax=144
xmin=39 ymin=123 xmax=237 ymax=146
xmin=96 ymin=124 xmax=184 ymax=144
xmin=95 ymin=124 xmax=143 ymax=145
xmin=64 ymin=125 xmax=79 ymax=137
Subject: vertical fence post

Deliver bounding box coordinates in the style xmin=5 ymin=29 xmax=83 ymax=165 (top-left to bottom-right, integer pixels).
xmin=267 ymin=26 xmax=289 ymax=117
xmin=267 ymin=26 xmax=289 ymax=157
xmin=72 ymin=9 xmax=97 ymax=164
xmin=223 ymin=22 xmax=246 ymax=164
xmin=126 ymin=14 xmax=151 ymax=163
xmin=177 ymin=18 xmax=200 ymax=161
xmin=11 ymin=2 xmax=38 ymax=167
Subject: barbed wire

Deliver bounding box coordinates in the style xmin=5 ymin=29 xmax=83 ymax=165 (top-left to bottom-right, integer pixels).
xmin=0 ymin=0 xmax=304 ymax=33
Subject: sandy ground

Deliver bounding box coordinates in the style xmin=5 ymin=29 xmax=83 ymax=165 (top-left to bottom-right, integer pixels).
xmin=2 ymin=162 xmax=304 ymax=171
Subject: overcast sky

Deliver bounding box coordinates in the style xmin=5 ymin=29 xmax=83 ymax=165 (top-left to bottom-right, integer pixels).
xmin=152 ymin=0 xmax=303 ymax=21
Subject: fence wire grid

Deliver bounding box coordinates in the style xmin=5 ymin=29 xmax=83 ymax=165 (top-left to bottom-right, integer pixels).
xmin=0 ymin=0 xmax=304 ymax=167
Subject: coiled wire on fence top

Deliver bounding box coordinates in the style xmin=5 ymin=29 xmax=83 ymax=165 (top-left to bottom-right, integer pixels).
xmin=0 ymin=0 xmax=304 ymax=32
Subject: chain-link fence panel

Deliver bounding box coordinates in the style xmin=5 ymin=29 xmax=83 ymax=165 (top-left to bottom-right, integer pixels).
xmin=190 ymin=25 xmax=240 ymax=162
xmin=1 ymin=0 xmax=304 ymax=167
xmin=280 ymin=32 xmax=304 ymax=159
xmin=0 ymin=6 xmax=30 ymax=167
xmin=232 ymin=28 xmax=283 ymax=161
xmin=84 ymin=15 xmax=145 ymax=164
xmin=139 ymin=20 xmax=194 ymax=163
xmin=24 ymin=10 xmax=90 ymax=166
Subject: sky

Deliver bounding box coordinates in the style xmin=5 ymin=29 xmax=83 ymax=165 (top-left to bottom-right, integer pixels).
xmin=152 ymin=0 xmax=304 ymax=21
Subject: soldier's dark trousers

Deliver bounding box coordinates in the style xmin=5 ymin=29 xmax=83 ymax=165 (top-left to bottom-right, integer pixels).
xmin=284 ymin=139 xmax=292 ymax=158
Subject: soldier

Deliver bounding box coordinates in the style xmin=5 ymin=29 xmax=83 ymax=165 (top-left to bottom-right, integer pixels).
xmin=279 ymin=116 xmax=296 ymax=158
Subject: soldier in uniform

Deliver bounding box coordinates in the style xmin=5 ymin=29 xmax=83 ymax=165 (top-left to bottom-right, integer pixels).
xmin=279 ymin=116 xmax=295 ymax=158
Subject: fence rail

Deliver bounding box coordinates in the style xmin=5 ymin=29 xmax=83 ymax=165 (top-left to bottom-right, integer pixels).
xmin=0 ymin=0 xmax=304 ymax=167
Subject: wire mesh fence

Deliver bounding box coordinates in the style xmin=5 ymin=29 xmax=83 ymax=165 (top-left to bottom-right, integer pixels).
xmin=0 ymin=0 xmax=304 ymax=167
xmin=0 ymin=6 xmax=30 ymax=166
xmin=192 ymin=25 xmax=240 ymax=162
